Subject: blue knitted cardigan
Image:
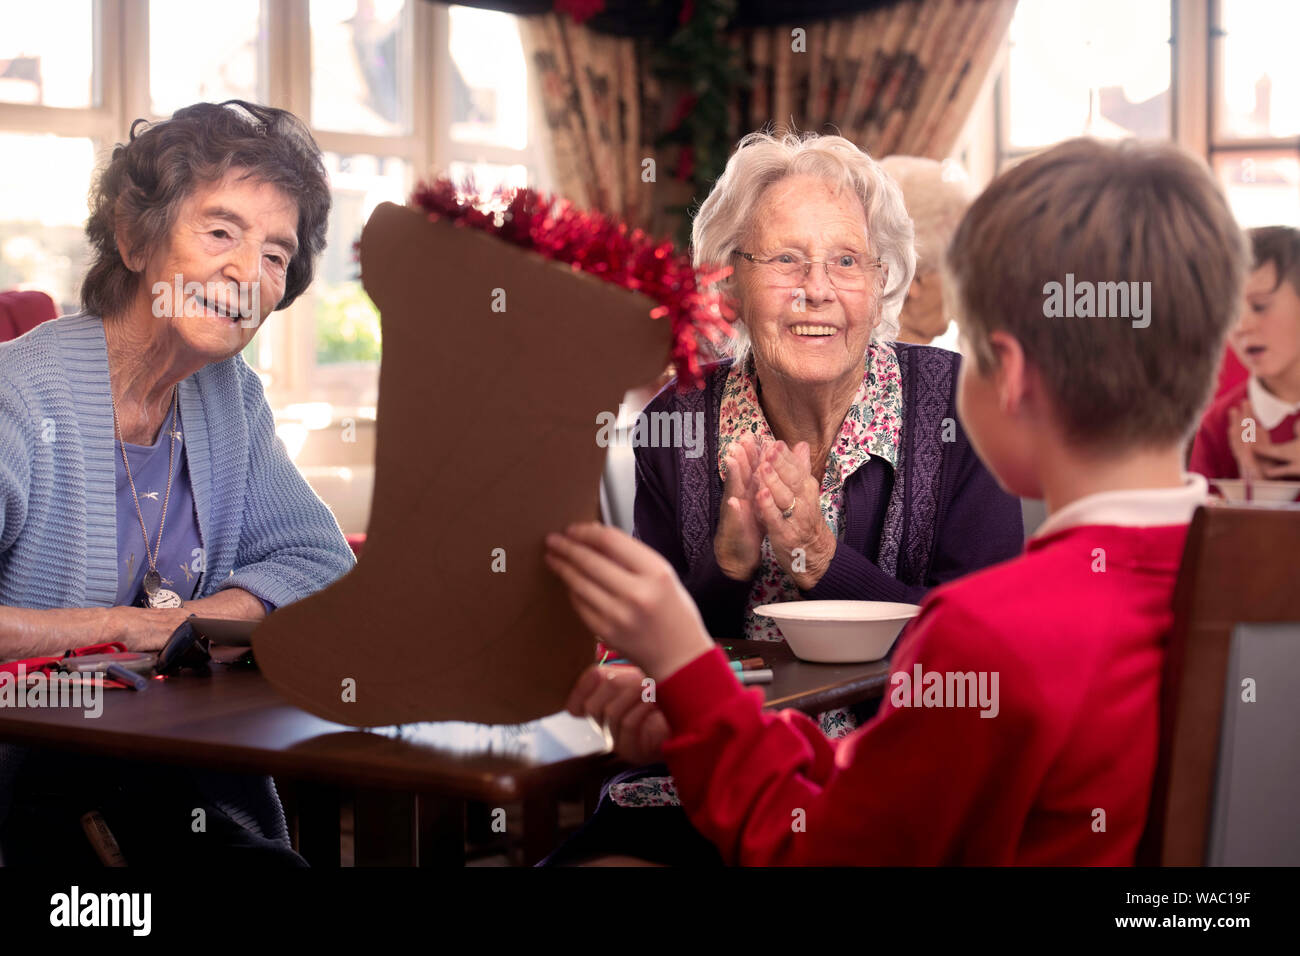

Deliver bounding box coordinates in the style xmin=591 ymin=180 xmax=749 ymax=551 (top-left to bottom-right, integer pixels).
xmin=0 ymin=314 xmax=356 ymax=843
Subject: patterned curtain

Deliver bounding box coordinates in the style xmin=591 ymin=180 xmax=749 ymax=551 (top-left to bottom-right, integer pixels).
xmin=742 ymin=0 xmax=1017 ymax=156
xmin=518 ymin=14 xmax=656 ymax=226
xmin=519 ymin=0 xmax=1016 ymax=235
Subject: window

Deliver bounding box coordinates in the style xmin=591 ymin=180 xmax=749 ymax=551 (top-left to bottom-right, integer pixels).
xmin=1209 ymin=0 xmax=1300 ymax=226
xmin=150 ymin=0 xmax=265 ymax=116
xmin=994 ymin=0 xmax=1300 ymax=228
xmin=0 ymin=3 xmax=101 ymax=313
xmin=987 ymin=0 xmax=1294 ymax=228
xmin=0 ymin=133 xmax=96 ymax=315
xmin=0 ymin=2 xmax=95 ymax=109
xmin=0 ymin=0 xmax=547 ymax=416
xmin=999 ymin=0 xmax=1172 ymax=165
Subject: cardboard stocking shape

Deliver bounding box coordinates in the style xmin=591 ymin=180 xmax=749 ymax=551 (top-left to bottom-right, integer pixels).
xmin=253 ymin=202 xmax=672 ymax=727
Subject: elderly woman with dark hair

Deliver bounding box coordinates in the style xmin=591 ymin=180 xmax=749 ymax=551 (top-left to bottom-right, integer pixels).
xmin=0 ymin=101 xmax=354 ymax=865
xmin=542 ymin=131 xmax=1022 ymax=866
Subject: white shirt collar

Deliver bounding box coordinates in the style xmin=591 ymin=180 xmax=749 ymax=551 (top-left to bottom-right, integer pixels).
xmin=1247 ymin=376 xmax=1300 ymax=431
xmin=1032 ymin=474 xmax=1208 ymax=540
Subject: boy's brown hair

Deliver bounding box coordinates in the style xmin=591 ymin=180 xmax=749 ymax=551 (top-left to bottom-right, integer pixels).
xmin=1249 ymin=225 xmax=1300 ymax=293
xmin=945 ymin=138 xmax=1249 ymax=451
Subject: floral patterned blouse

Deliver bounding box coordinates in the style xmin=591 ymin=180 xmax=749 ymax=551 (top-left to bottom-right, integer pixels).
xmin=608 ymin=344 xmax=905 ymax=808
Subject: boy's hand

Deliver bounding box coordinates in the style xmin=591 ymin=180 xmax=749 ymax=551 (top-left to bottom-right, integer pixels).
xmin=566 ymin=664 xmax=670 ymax=764
xmin=1255 ymin=429 xmax=1300 ymax=479
xmin=545 ymin=523 xmax=713 ymax=681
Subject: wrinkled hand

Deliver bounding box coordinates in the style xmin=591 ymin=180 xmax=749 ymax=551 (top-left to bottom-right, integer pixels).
xmin=566 ymin=664 xmax=669 ymax=765
xmin=545 ymin=522 xmax=713 ymax=681
xmin=714 ymin=435 xmax=764 ymax=581
xmin=98 ymin=605 xmax=193 ymax=652
xmin=1227 ymin=401 xmax=1266 ymax=480
xmin=751 ymin=440 xmax=836 ymax=590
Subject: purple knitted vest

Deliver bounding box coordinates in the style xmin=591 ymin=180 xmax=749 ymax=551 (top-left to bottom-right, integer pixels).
xmin=676 ymin=343 xmax=954 ymax=589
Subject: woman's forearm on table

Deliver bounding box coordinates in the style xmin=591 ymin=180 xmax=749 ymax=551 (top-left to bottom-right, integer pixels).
xmin=0 ymin=605 xmax=109 ymax=660
xmin=187 ymin=587 xmax=267 ymax=621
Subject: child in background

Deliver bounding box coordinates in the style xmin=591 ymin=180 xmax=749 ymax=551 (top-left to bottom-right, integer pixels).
xmin=1190 ymin=226 xmax=1300 ymax=482
xmin=546 ymin=137 xmax=1248 ymax=865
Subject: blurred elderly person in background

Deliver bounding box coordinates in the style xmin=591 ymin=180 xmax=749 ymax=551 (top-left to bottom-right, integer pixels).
xmin=879 ymin=155 xmax=975 ymax=347
xmin=0 ymin=101 xmax=355 ymax=865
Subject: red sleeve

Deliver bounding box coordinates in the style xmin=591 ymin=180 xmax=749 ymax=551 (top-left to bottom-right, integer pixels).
xmin=658 ymin=598 xmax=1037 ymax=865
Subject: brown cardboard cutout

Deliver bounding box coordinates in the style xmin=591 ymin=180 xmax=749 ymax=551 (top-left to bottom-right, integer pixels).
xmin=253 ymin=202 xmax=670 ymax=727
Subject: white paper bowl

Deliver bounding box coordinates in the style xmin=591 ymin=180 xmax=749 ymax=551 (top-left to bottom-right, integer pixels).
xmin=752 ymin=600 xmax=922 ymax=663
xmin=1209 ymin=479 xmax=1300 ymax=504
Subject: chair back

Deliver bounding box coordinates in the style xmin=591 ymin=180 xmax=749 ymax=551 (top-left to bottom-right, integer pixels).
xmin=1206 ymin=621 xmax=1300 ymax=865
xmin=0 ymin=290 xmax=58 ymax=342
xmin=1139 ymin=503 xmax=1300 ymax=865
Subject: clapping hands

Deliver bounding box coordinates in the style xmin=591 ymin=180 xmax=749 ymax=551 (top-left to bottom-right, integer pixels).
xmin=1229 ymin=400 xmax=1300 ymax=480
xmin=714 ymin=436 xmax=836 ymax=589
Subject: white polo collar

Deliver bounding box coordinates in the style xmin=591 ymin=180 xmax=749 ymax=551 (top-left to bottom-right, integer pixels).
xmin=1032 ymin=474 xmax=1208 ymax=540
xmin=1248 ymin=376 xmax=1300 ymax=431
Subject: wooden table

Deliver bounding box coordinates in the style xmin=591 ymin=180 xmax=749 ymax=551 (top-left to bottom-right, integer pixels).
xmin=721 ymin=639 xmax=892 ymax=715
xmin=0 ymin=642 xmax=891 ymax=865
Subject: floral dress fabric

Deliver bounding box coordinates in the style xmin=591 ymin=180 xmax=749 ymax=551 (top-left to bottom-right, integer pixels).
xmin=609 ymin=344 xmax=904 ymax=808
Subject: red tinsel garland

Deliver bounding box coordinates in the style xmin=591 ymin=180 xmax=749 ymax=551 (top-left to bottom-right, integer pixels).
xmin=408 ymin=177 xmax=734 ymax=390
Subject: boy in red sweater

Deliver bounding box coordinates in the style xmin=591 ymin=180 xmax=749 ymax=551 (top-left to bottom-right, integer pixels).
xmin=546 ymin=138 xmax=1248 ymax=865
xmin=1190 ymin=226 xmax=1300 ymax=483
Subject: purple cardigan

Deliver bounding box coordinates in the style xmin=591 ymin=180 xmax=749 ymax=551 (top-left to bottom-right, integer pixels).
xmin=632 ymin=343 xmax=1023 ymax=640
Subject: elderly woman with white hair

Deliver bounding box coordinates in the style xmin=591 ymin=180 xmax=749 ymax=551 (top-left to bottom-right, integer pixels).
xmin=635 ymin=132 xmax=1020 ymax=651
xmin=540 ymin=132 xmax=1020 ymax=866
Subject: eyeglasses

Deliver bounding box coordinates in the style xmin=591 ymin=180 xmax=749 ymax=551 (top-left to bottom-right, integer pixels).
xmin=732 ymin=249 xmax=886 ymax=290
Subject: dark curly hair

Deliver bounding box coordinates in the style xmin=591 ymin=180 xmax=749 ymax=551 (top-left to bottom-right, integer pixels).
xmin=82 ymin=100 xmax=331 ymax=319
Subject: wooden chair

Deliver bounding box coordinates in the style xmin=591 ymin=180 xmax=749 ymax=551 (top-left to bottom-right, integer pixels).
xmin=1139 ymin=502 xmax=1300 ymax=865
xmin=1205 ymin=621 xmax=1300 ymax=864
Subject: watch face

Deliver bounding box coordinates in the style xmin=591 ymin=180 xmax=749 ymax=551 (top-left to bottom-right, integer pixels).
xmin=148 ymin=588 xmax=183 ymax=609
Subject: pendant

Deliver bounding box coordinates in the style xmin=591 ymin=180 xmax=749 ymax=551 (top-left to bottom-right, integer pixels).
xmin=146 ymin=587 xmax=183 ymax=609
xmin=143 ymin=569 xmax=161 ymax=595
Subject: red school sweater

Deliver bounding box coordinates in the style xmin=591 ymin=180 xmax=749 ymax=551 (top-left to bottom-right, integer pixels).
xmin=1189 ymin=378 xmax=1300 ymax=480
xmin=657 ymin=522 xmax=1190 ymax=865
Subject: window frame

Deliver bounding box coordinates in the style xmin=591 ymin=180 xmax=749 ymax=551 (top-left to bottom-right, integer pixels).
xmin=993 ymin=0 xmax=1180 ymax=170
xmin=987 ymin=1 xmax=1300 ymax=226
xmin=0 ymin=0 xmax=548 ymax=412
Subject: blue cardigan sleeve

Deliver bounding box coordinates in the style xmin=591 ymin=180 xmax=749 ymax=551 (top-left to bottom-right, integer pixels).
xmin=211 ymin=360 xmax=355 ymax=608
xmin=0 ymin=380 xmax=32 ymax=556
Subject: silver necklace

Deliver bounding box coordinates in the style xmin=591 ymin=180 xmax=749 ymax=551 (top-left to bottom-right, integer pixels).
xmin=112 ymin=387 xmax=182 ymax=609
